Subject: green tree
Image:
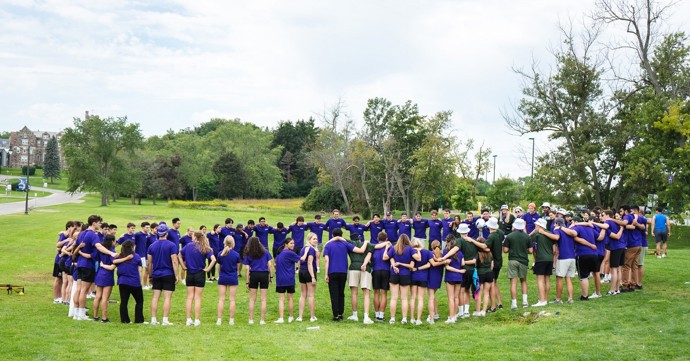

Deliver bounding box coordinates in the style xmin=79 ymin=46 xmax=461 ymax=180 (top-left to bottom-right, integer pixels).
xmin=42 ymin=136 xmax=61 ymax=183
xmin=61 ymin=115 xmax=143 ymax=206
xmin=271 ymin=118 xmax=318 ymax=198
xmin=213 ymin=151 xmax=248 ymax=199
xmin=486 ymin=178 xmax=521 ymax=210
xmin=452 ymin=179 xmax=474 ymax=212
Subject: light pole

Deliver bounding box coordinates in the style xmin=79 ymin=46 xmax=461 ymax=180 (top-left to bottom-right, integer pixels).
xmin=25 ymin=146 xmax=30 ymax=215
xmin=528 ymin=137 xmax=535 ymax=178
xmin=493 ymin=154 xmax=497 ymax=183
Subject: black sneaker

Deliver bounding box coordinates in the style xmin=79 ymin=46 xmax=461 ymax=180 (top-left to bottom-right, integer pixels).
xmin=487 ymin=308 xmax=497 ymax=313
xmin=332 ymin=317 xmax=339 ymax=322
xmin=93 ymin=317 xmax=100 ymax=322
xmin=337 ymin=315 xmax=343 ymax=321
xmin=579 ymin=296 xmax=589 ymax=301
xmin=100 ymin=318 xmax=110 ymax=323
xmin=634 ymin=285 xmax=643 ymax=290
xmin=497 ymin=304 xmax=503 ymax=310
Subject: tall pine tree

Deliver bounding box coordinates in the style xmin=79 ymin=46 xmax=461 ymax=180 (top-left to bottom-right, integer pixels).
xmin=43 ymin=136 xmax=61 ymax=183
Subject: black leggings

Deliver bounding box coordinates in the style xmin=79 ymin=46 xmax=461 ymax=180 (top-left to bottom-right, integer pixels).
xmin=119 ymin=284 xmax=144 ymax=324
xmin=327 ymin=273 xmax=347 ymax=318
xmin=207 ymin=258 xmax=216 ymax=278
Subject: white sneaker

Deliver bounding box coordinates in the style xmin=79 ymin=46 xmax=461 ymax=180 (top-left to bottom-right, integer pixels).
xmin=589 ymin=293 xmax=601 ymax=299
xmin=472 ymin=311 xmax=481 ymax=316
xmin=317 ymin=267 xmax=320 ymax=273
xmin=444 ymin=317 xmax=455 ymax=324
xmin=182 ymin=279 xmax=186 ymax=285
xmin=259 ymin=320 xmax=266 ymax=325
xmin=433 ymin=314 xmax=440 ymax=320
xmin=522 ymin=302 xmax=529 ymax=308
xmin=288 ymin=316 xmax=294 ymax=323
xmin=216 ymin=319 xmax=222 ymax=326
xmin=150 ymin=320 xmax=160 ymax=325
xmin=347 ymin=315 xmax=359 ymax=322
xmin=229 ymin=318 xmax=234 ymax=325
xmin=462 ymin=313 xmax=470 ymax=318
xmin=296 ymin=317 xmax=303 ymax=322
xmin=274 ymin=318 xmax=284 ymax=324
xmin=415 ymin=319 xmax=423 ymax=326
xmin=363 ymin=317 xmax=374 ymax=325
xmin=427 ymin=318 xmax=435 ymax=324
xmin=80 ymin=315 xmax=93 ymax=321
xmin=310 ymin=316 xmax=317 ymax=322
xmin=389 ymin=318 xmax=395 ymax=325
xmin=401 ymin=318 xmax=407 ymax=324
xmin=86 ymin=294 xmax=95 ymax=300
xmin=532 ymin=301 xmax=547 ymax=307
xmin=657 ymin=255 xmax=662 ymax=259
xmin=295 ymin=269 xmax=299 ymax=274
xmin=194 ymin=320 xmax=201 ymax=327
xmin=479 ymin=311 xmax=486 ymax=317
xmin=248 ymin=320 xmax=254 ymax=325
xmin=161 ymin=321 xmax=173 ymax=326
xmin=53 ymin=298 xmax=61 ymax=304
xmin=662 ymin=254 xmax=667 ymax=258
xmin=186 ymin=319 xmax=193 ymax=326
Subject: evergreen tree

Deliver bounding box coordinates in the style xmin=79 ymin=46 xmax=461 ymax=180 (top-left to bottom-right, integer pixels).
xmin=43 ymin=136 xmax=61 ymax=183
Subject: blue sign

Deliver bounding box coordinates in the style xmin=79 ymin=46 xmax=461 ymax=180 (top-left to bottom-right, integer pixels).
xmin=17 ymin=178 xmax=28 ymax=191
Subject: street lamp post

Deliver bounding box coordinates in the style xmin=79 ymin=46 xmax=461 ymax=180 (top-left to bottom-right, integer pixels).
xmin=528 ymin=137 xmax=535 ymax=178
xmin=493 ymin=154 xmax=497 ymax=183
xmin=25 ymin=146 xmax=30 ymax=215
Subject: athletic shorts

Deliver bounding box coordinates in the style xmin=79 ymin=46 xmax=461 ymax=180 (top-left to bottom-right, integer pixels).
xmin=507 ymin=260 xmax=527 ymax=279
xmin=411 ymin=279 xmax=428 ymax=288
xmin=555 ymin=259 xmax=576 ymax=278
xmin=59 ymin=260 xmax=70 ymax=274
xmin=576 ymin=255 xmax=599 ymax=280
xmin=461 ymin=271 xmax=474 ymax=289
xmin=276 ymin=285 xmax=295 ymax=294
xmin=249 ymin=271 xmax=269 ymax=289
xmin=492 ymin=266 xmax=502 ymax=280
xmin=53 ymin=263 xmax=62 ymax=278
xmin=389 ymin=273 xmax=411 ymax=286
xmin=478 ymin=272 xmax=494 ymax=284
xmin=445 ymin=280 xmax=462 ymax=285
xmin=77 ymin=267 xmax=95 ymax=283
xmin=140 ymin=258 xmax=148 ymax=269
xmin=185 ymin=271 xmax=206 ymax=288
xmin=372 ymin=270 xmax=390 ymax=290
xmin=533 ymin=261 xmax=553 ymax=276
xmin=272 ymin=247 xmax=281 ymax=259
xmin=298 ymin=269 xmax=316 ymax=284
xmin=638 ymin=247 xmax=647 ymax=266
xmin=152 ymin=275 xmax=176 ymax=292
xmin=609 ymin=249 xmax=625 ymax=268
xmin=654 ymin=231 xmax=668 ymax=243
xmin=597 ymin=255 xmax=604 ymax=270
xmin=293 ymin=247 xmax=302 ymax=259
xmin=348 ymin=270 xmax=372 ymax=290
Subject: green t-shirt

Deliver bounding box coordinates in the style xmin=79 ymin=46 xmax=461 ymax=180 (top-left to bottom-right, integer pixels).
xmin=485 ymin=230 xmax=504 ymax=267
xmin=531 ymin=232 xmax=555 ymax=263
xmin=347 ymin=240 xmax=374 ymax=272
xmin=504 ymin=231 xmax=531 ymax=266
xmin=476 ymin=252 xmax=493 ymax=275
xmin=460 ymin=239 xmax=478 ymax=271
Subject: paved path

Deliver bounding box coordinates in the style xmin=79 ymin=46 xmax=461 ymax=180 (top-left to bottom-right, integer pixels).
xmin=0 ymin=176 xmax=87 ymax=215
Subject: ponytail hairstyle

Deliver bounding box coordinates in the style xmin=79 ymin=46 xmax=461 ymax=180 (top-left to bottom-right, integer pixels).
xmin=221 ymin=236 xmax=235 ymax=257
xmin=477 ymin=237 xmax=493 ymax=264
xmin=194 ymin=231 xmax=212 ymax=255
xmin=277 ymin=237 xmax=293 ymax=255
xmin=119 ymin=240 xmax=135 ymax=259
xmin=70 ymin=231 xmax=82 ymax=261
xmin=394 ymin=234 xmax=411 ymax=255
xmin=102 ymin=234 xmax=116 ymax=251
xmin=377 ymin=232 xmax=388 ymax=244
xmin=430 ymin=240 xmax=442 ymax=259
xmin=445 ymin=235 xmax=458 ymax=261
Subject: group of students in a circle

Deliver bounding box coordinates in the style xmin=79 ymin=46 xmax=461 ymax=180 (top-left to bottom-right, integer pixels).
xmin=50 ymin=204 xmax=657 ymax=326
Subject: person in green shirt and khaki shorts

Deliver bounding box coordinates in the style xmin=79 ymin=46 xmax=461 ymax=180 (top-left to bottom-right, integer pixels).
xmin=503 ymin=218 xmax=533 ymax=310
xmin=347 ymin=233 xmax=375 ymax=324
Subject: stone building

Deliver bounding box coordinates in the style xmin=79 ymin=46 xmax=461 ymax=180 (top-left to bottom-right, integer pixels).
xmin=8 ymin=126 xmax=65 ymax=169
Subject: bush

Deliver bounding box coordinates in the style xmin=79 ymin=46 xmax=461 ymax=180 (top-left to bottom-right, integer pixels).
xmin=168 ymin=200 xmax=228 ymax=210
xmin=301 ymin=184 xmax=347 ymax=212
xmin=21 ymin=165 xmax=36 ymax=176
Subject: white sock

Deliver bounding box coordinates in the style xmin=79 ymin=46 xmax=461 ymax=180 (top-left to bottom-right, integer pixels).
xmin=364 ymin=313 xmax=369 ymax=319
xmin=522 ymin=294 xmax=528 ymax=303
xmin=511 ymin=299 xmax=517 ymax=307
xmin=151 ymin=317 xmax=157 ymax=323
xmin=195 ymin=319 xmax=200 ymax=323
xmin=162 ymin=317 xmax=169 ymax=323
xmin=458 ymin=306 xmax=462 ymax=313
xmin=352 ymin=311 xmax=357 ymax=317
xmin=187 ymin=318 xmax=192 ymax=323
xmin=464 ymin=305 xmax=469 ymax=314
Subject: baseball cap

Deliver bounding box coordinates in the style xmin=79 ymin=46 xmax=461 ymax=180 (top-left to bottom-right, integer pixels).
xmin=386 ymin=211 xmax=392 ymax=216
xmin=156 ymin=223 xmax=169 ymax=235
xmin=554 ymin=217 xmax=565 ymax=226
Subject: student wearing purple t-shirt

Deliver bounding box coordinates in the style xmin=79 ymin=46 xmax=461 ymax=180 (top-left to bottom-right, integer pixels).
xmin=426 ymin=240 xmax=445 ymax=323
xmin=441 ymin=209 xmax=454 ymax=244
xmin=114 ymin=240 xmax=144 ymax=324
xmin=572 ymin=219 xmax=599 ymax=301
xmin=442 ymin=235 xmax=465 ymax=324
xmin=371 ymin=232 xmax=392 ymax=322
xmin=147 ymin=223 xmax=179 ymax=326
xmin=93 ymin=234 xmax=116 ymax=323
xmin=365 ymin=214 xmax=385 ymax=244
xmin=273 ymin=238 xmax=303 ymax=324
xmin=207 ymin=224 xmax=222 ymax=282
xmin=396 ymin=214 xmax=413 ymax=240
xmin=616 ymin=205 xmax=643 ymax=292
xmin=411 ymin=212 xmax=429 ymax=249
xmin=180 ymin=231 xmax=216 ymax=327
xmin=271 ymin=222 xmax=290 ymax=258
xmin=345 ymin=216 xmax=369 ymax=243
xmin=323 ymin=228 xmax=370 ymax=322
xmin=427 ymin=210 xmax=443 ymax=247
xmin=243 ymin=237 xmax=274 ymax=325
xmin=298 ymin=233 xmax=319 ymax=322
xmin=74 ymin=215 xmax=103 ymax=321
xmin=53 ymin=221 xmax=74 ymax=304
xmin=602 ymin=210 xmax=624 ymax=295
xmin=178 ymin=227 xmax=194 ymax=285
xmin=410 ymin=238 xmax=432 ymax=325
xmin=381 ymin=212 xmax=399 ymax=245
xmin=216 ymin=236 xmax=241 ymax=326
xmin=135 ymin=222 xmax=151 ymax=290
xmin=382 ymin=234 xmax=416 ymax=324
xmin=306 ymin=215 xmax=327 ymax=249
xmin=632 ymin=207 xmax=648 ymax=290
xmin=553 ymin=218 xmax=578 ymax=303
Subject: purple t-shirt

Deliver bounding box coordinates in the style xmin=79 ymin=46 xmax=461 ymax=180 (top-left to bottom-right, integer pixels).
xmin=382 ymin=219 xmax=398 ymax=243
xmin=306 ymin=222 xmax=327 ymax=244
xmin=324 ymin=240 xmax=355 ymax=274
xmin=117 ymin=254 xmax=142 ymax=287
xmin=254 ymin=225 xmax=274 ymax=249
xmin=412 ymin=219 xmax=429 ymax=239
xmin=117 ymin=233 xmax=136 ymax=245
xmin=299 ymin=247 xmax=317 ymax=271
xmin=346 ymin=224 xmax=368 ymax=241
xmin=134 ymin=231 xmax=149 ymax=258
xmin=275 ymin=249 xmax=301 ymax=287
xmin=76 ymin=230 xmax=99 ymax=269
xmin=325 ymin=218 xmax=347 ymax=240
xmin=180 ymin=243 xmax=212 ymax=274
xmin=573 ymin=226 xmax=597 ymax=257
xmin=593 ymin=225 xmax=606 ymax=256
xmin=463 ymin=217 xmax=480 ymax=239
xmin=622 ymin=214 xmax=635 ymax=247
xmin=368 ymin=222 xmax=384 ymax=243
xmin=411 ymin=249 xmax=432 ymax=282
xmin=55 ymin=232 xmax=68 ymax=263
xmin=441 ymin=217 xmax=453 ymax=241
xmin=233 ymin=232 xmax=247 ymax=255
xmin=219 ymin=227 xmax=235 ymax=243
xmin=397 ymin=221 xmax=412 ymax=239
xmin=147 ymin=239 xmax=178 ymax=278
xmin=427 ymin=219 xmax=443 ymax=242
xmin=428 ymin=260 xmax=444 ymax=290
xmin=217 ymin=250 xmax=241 ymax=285
xmin=271 ymin=227 xmax=290 ymax=250
xmin=637 ymin=216 xmax=648 ymax=247
xmin=443 ymin=248 xmax=463 ymax=282
xmin=605 ymin=220 xmax=625 ymax=250
xmin=167 ymin=229 xmax=181 ymax=251
xmin=371 ymin=246 xmax=390 ymax=272
xmin=556 ymin=229 xmax=576 ymax=260
xmin=207 ymin=232 xmax=221 ymax=254
xmin=522 ymin=212 xmax=541 ymax=234
xmin=179 ymin=235 xmax=193 ymax=249
xmin=94 ymin=250 xmax=115 ymax=287
xmin=387 ymin=245 xmax=415 ymax=276
xmin=288 ymin=224 xmax=308 ymax=249
xmin=243 ymin=249 xmax=272 ymax=272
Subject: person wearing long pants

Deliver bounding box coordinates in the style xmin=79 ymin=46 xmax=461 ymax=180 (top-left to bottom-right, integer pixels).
xmin=323 ymin=229 xmax=370 ymax=321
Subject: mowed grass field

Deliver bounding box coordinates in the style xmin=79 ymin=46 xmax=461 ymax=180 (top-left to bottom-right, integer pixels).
xmin=0 ymin=195 xmax=689 ymax=360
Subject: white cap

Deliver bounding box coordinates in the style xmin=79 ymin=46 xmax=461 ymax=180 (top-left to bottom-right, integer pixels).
xmin=457 ymin=223 xmax=470 ymax=234
xmin=513 ymin=218 xmax=526 ymax=231
xmin=501 ymin=205 xmax=509 ymax=210
xmin=541 ymin=202 xmax=551 ymax=208
xmin=486 ymin=217 xmax=499 ymax=230
xmin=536 ymin=218 xmax=547 ymax=229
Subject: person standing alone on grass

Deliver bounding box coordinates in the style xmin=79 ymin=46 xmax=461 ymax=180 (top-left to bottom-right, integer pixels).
xmin=324 ymin=228 xmax=370 ymax=322
xmin=503 ymin=218 xmax=532 ymax=310
xmin=147 ymin=223 xmax=179 ymax=326
xmin=651 ymin=207 xmax=671 ymax=258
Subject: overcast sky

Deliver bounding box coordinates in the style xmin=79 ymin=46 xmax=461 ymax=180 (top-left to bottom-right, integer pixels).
xmin=1 ymin=0 xmax=689 ymax=178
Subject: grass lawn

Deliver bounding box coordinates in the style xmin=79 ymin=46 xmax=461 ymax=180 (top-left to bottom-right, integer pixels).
xmin=0 ymin=196 xmax=688 ymax=360
xmin=0 ymin=190 xmax=52 ymax=204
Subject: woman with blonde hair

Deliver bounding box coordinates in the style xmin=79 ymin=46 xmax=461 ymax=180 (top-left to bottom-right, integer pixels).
xmin=216 ymin=236 xmax=241 ymax=325
xmin=180 ymin=231 xmax=216 ymax=326
xmin=297 ymin=232 xmax=318 ymax=322
xmin=382 ymin=233 xmax=415 ymax=324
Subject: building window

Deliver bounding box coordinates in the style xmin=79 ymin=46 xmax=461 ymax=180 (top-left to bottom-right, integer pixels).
xmin=21 ymin=155 xmax=27 ymax=163
xmin=21 ymin=138 xmax=28 ymax=145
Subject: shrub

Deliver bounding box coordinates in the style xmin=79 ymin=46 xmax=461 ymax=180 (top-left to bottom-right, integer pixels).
xmin=168 ymin=200 xmax=228 ymax=210
xmin=302 ymin=184 xmax=347 ymax=212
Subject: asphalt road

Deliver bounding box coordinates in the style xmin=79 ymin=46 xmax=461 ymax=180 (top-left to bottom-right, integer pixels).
xmin=0 ymin=176 xmax=86 ymax=216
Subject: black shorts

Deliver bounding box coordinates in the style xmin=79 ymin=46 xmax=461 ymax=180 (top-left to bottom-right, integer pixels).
xmin=249 ymin=271 xmax=269 ymax=289
xmin=185 ymin=271 xmax=206 ymax=288
xmin=492 ymin=266 xmax=502 ymax=280
xmin=53 ymin=263 xmax=62 ymax=278
xmin=77 ymin=267 xmax=95 ymax=283
xmin=576 ymin=255 xmax=599 ymax=280
xmin=152 ymin=275 xmax=176 ymax=292
xmin=411 ymin=280 xmax=428 ymax=288
xmin=59 ymin=260 xmax=70 ymax=274
xmin=389 ymin=273 xmax=411 ymax=286
xmin=298 ymin=269 xmax=315 ymax=284
xmin=293 ymin=247 xmax=303 ymax=258
xmin=461 ymin=271 xmax=474 ymax=289
xmin=597 ymin=255 xmax=604 ymax=270
xmin=533 ymin=261 xmax=553 ymax=276
xmin=609 ymin=249 xmax=625 ymax=268
xmin=478 ymin=272 xmax=494 ymax=284
xmin=372 ymin=270 xmax=390 ymax=290
xmin=446 ymin=280 xmax=462 ymax=285
xmin=272 ymin=247 xmax=280 ymax=259
xmin=276 ymin=285 xmax=295 ymax=294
